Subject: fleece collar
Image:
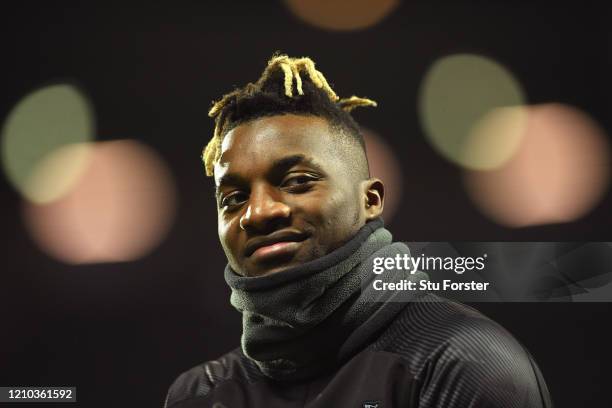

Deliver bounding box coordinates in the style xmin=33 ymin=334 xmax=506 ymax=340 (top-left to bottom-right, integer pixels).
xmin=224 ymin=218 xmax=427 ymax=381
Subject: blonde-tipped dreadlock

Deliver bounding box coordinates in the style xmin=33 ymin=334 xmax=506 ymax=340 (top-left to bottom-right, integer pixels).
xmin=202 ymin=54 xmax=377 ymax=177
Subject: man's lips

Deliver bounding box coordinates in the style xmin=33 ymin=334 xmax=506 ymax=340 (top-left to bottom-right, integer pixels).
xmin=250 ymin=241 xmax=303 ymax=261
xmin=244 ymin=230 xmax=309 ymax=258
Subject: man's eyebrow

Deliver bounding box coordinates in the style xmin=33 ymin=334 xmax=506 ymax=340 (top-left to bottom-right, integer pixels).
xmin=215 ymin=172 xmax=249 ymax=198
xmin=270 ymin=154 xmax=323 ymax=174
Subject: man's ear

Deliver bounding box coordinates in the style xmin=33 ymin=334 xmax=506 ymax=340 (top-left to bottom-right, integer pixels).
xmin=362 ymin=178 xmax=384 ymax=220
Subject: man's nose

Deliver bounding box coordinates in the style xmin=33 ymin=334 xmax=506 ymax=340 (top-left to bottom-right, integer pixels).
xmin=239 ymin=186 xmax=290 ymax=232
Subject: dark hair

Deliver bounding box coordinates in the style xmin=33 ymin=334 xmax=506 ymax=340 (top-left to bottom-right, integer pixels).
xmin=202 ymin=54 xmax=377 ymax=177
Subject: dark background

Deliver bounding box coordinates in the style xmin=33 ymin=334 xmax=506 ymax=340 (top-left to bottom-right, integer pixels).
xmin=0 ymin=1 xmax=610 ymax=407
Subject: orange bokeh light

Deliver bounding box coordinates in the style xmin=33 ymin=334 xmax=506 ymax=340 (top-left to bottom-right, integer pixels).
xmin=284 ymin=0 xmax=399 ymax=31
xmin=464 ymin=104 xmax=610 ymax=227
xmin=23 ymin=140 xmax=177 ymax=264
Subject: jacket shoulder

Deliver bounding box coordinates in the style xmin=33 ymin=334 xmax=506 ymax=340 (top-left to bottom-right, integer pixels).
xmin=375 ymin=294 xmax=525 ymax=360
xmin=374 ymin=295 xmax=551 ymax=407
xmin=164 ymin=348 xmax=261 ymax=408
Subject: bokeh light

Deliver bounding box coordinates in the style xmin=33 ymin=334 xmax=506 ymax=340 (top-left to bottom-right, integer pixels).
xmin=1 ymin=84 xmax=95 ymax=203
xmin=418 ymin=54 xmax=526 ymax=170
xmin=463 ymin=106 xmax=529 ymax=170
xmin=23 ymin=143 xmax=94 ymax=204
xmin=284 ymin=0 xmax=399 ymax=31
xmin=363 ymin=129 xmax=403 ymax=222
xmin=23 ymin=140 xmax=177 ymax=264
xmin=464 ymin=104 xmax=610 ymax=227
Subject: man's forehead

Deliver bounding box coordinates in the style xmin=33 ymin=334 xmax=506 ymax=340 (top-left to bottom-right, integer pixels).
xmin=214 ymin=115 xmax=336 ymax=179
xmin=223 ymin=115 xmax=330 ymax=150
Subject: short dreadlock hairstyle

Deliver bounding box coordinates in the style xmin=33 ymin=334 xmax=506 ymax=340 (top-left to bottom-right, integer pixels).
xmin=202 ymin=54 xmax=377 ymax=177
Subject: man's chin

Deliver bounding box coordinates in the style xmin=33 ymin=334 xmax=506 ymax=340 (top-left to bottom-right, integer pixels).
xmin=241 ymin=251 xmax=314 ymax=277
xmin=250 ymin=266 xmax=290 ymax=277
xmin=244 ymin=259 xmax=299 ymax=277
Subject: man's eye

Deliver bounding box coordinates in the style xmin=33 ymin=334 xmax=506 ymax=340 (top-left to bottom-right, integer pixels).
xmin=220 ymin=192 xmax=247 ymax=208
xmin=282 ymin=175 xmax=317 ymax=188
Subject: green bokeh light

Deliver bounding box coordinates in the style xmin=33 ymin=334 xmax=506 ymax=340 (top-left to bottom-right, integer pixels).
xmin=1 ymin=84 xmax=94 ymax=202
xmin=418 ymin=54 xmax=526 ymax=170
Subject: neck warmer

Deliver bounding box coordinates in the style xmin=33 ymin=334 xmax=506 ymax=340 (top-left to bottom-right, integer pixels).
xmin=224 ymin=218 xmax=428 ymax=381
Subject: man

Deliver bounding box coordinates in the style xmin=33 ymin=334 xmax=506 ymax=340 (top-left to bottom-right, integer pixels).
xmin=165 ymin=54 xmax=552 ymax=407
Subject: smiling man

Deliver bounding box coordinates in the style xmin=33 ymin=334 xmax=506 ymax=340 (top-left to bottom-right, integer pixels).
xmin=215 ymin=113 xmax=377 ymax=278
xmin=164 ymin=55 xmax=552 ymax=408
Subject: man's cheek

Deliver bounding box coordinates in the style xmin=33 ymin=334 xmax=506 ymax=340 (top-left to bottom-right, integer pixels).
xmin=218 ymin=219 xmax=238 ymax=255
xmin=217 ymin=217 xmax=229 ymax=243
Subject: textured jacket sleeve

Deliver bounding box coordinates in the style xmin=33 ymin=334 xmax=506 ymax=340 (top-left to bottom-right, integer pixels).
xmin=417 ymin=315 xmax=552 ymax=408
xmin=164 ymin=364 xmax=213 ymax=408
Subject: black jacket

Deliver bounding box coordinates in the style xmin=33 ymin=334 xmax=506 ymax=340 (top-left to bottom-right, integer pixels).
xmin=165 ymin=293 xmax=552 ymax=408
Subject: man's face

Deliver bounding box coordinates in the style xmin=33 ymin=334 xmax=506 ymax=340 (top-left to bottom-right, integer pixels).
xmin=214 ymin=114 xmax=371 ymax=277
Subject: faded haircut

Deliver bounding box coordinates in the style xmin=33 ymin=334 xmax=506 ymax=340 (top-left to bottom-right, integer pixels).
xmin=202 ymin=54 xmax=377 ymax=178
